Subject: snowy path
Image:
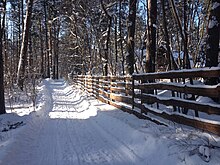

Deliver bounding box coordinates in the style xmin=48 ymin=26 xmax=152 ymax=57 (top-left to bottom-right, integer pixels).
xmin=1 ymin=80 xmax=220 ymax=165
xmin=1 ymin=80 xmax=148 ymax=165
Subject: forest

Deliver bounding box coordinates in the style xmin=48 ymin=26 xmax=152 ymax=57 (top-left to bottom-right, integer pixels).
xmin=0 ymin=0 xmax=219 ymax=115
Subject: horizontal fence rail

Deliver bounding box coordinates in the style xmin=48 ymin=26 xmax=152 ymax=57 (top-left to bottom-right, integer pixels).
xmin=72 ymin=67 xmax=220 ymax=136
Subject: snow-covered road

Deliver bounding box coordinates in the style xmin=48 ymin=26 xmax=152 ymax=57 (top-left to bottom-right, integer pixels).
xmin=1 ymin=80 xmax=150 ymax=165
xmin=1 ymin=80 xmax=220 ymax=165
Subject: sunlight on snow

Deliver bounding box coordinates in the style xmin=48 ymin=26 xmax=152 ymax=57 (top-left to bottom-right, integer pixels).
xmin=49 ymin=108 xmax=98 ymax=120
xmin=6 ymin=106 xmax=35 ymax=117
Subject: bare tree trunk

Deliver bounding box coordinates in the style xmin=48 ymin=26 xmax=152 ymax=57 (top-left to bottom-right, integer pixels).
xmin=142 ymin=0 xmax=157 ymax=99
xmin=161 ymin=0 xmax=177 ymax=70
xmin=28 ymin=29 xmax=33 ymax=69
xmin=17 ymin=0 xmax=34 ymax=90
xmin=205 ymin=0 xmax=220 ymax=87
xmin=48 ymin=22 xmax=53 ymax=78
xmin=18 ymin=1 xmax=21 ymax=67
xmin=119 ymin=0 xmax=125 ymax=75
xmin=0 ymin=0 xmax=6 ymax=114
xmin=183 ymin=0 xmax=191 ymax=69
xmin=161 ymin=0 xmax=177 ymax=111
xmin=101 ymin=0 xmax=112 ymax=76
xmin=114 ymin=14 xmax=118 ymax=75
xmin=43 ymin=0 xmax=50 ymax=78
xmin=52 ymin=0 xmax=59 ymax=79
xmin=205 ymin=0 xmax=220 ymax=68
xmin=126 ymin=0 xmax=137 ymax=75
xmin=55 ymin=25 xmax=60 ymax=79
xmin=169 ymin=0 xmax=191 ymax=69
xmin=21 ymin=0 xmax=24 ymax=33
xmin=14 ymin=1 xmax=24 ymax=75
xmin=39 ymin=19 xmax=45 ymax=77
xmin=145 ymin=0 xmax=157 ymax=73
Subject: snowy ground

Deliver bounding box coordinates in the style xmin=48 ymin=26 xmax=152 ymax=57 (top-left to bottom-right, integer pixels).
xmin=0 ymin=79 xmax=220 ymax=165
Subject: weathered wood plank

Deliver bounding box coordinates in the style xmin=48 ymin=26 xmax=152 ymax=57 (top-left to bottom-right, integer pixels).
xmin=110 ymin=87 xmax=133 ymax=96
xmin=107 ymin=100 xmax=165 ymax=125
xmin=109 ymin=93 xmax=133 ymax=104
xmin=135 ymin=83 xmax=219 ymax=98
xmin=139 ymin=104 xmax=220 ymax=136
xmin=135 ymin=93 xmax=220 ymax=115
xmin=133 ymin=67 xmax=220 ymax=80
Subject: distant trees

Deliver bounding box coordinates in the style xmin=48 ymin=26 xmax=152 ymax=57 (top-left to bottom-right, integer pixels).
xmin=0 ymin=0 xmax=219 ymax=114
xmin=2 ymin=0 xmax=219 ymax=76
xmin=2 ymin=0 xmax=218 ymax=77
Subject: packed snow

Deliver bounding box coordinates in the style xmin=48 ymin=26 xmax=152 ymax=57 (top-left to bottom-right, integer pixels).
xmin=0 ymin=79 xmax=220 ymax=165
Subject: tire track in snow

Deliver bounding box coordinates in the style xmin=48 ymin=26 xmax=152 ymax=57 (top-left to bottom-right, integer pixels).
xmin=64 ymin=120 xmax=82 ymax=165
xmin=66 ymin=120 xmax=114 ymax=165
xmin=91 ymin=115 xmax=145 ymax=162
xmin=89 ymin=118 xmax=144 ymax=164
xmin=49 ymin=80 xmax=141 ymax=165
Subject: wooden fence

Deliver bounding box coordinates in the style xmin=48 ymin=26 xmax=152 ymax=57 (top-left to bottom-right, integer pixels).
xmin=72 ymin=67 xmax=220 ymax=136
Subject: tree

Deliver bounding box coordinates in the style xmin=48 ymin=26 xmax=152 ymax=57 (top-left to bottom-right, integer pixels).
xmin=205 ymin=0 xmax=220 ymax=86
xmin=145 ymin=0 xmax=157 ymax=73
xmin=17 ymin=0 xmax=34 ymax=90
xmin=119 ymin=0 xmax=126 ymax=75
xmin=126 ymin=0 xmax=137 ymax=75
xmin=0 ymin=0 xmax=6 ymax=114
xmin=1 ymin=0 xmax=219 ymax=88
xmin=205 ymin=0 xmax=220 ymax=68
xmin=43 ymin=0 xmax=50 ymax=78
xmin=114 ymin=2 xmax=118 ymax=75
xmin=169 ymin=0 xmax=191 ymax=69
xmin=161 ymin=0 xmax=177 ymax=70
xmin=101 ymin=0 xmax=112 ymax=76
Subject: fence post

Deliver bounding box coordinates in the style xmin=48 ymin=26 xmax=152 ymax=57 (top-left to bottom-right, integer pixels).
xmin=91 ymin=76 xmax=93 ymax=96
xmin=80 ymin=76 xmax=83 ymax=90
xmin=84 ymin=75 xmax=86 ymax=91
xmin=97 ymin=76 xmax=99 ymax=98
xmin=132 ymin=75 xmax=134 ymax=109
